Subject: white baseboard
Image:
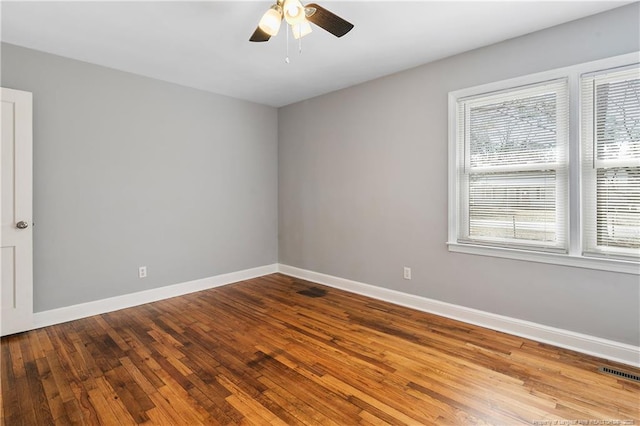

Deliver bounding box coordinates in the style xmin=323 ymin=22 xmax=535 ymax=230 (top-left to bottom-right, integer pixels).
xmin=30 ymin=262 xmax=639 ymax=368
xmin=277 ymin=264 xmax=640 ymax=368
xmin=33 ymin=264 xmax=278 ymax=329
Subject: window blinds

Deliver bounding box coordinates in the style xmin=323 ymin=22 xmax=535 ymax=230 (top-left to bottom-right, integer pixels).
xmin=582 ymin=66 xmax=640 ymax=259
xmin=457 ymin=80 xmax=568 ymax=250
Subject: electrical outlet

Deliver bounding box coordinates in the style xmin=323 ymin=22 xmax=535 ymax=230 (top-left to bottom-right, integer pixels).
xmin=138 ymin=266 xmax=147 ymax=278
xmin=403 ymin=267 xmax=411 ymax=280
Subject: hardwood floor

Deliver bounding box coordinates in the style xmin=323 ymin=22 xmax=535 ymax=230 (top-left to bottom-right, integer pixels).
xmin=2 ymin=273 xmax=639 ymax=425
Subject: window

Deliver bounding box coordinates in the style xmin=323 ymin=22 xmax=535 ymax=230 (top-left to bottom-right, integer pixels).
xmin=582 ymin=66 xmax=640 ymax=260
xmin=448 ymin=53 xmax=640 ymax=274
xmin=455 ymin=80 xmax=568 ymax=252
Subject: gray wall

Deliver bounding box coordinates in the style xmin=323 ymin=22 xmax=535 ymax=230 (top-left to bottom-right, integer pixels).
xmin=1 ymin=43 xmax=278 ymax=312
xmin=278 ymin=4 xmax=640 ymax=345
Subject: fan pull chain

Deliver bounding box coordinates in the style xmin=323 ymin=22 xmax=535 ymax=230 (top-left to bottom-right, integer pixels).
xmin=284 ymin=24 xmax=305 ymax=63
xmin=285 ymin=25 xmax=290 ymax=64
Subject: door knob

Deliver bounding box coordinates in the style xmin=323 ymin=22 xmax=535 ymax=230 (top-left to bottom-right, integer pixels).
xmin=16 ymin=221 xmax=29 ymax=229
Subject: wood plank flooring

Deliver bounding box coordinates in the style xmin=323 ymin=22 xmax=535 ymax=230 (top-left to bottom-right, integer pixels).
xmin=1 ymin=273 xmax=639 ymax=425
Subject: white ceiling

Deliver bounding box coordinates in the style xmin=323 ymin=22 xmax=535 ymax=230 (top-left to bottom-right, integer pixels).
xmin=1 ymin=1 xmax=631 ymax=107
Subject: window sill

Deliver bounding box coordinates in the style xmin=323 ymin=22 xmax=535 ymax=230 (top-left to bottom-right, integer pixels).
xmin=447 ymin=242 xmax=640 ymax=275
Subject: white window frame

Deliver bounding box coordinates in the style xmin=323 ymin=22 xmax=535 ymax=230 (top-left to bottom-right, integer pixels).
xmin=448 ymin=52 xmax=640 ymax=275
xmin=457 ymin=79 xmax=569 ymax=252
xmin=581 ymin=65 xmax=640 ymax=261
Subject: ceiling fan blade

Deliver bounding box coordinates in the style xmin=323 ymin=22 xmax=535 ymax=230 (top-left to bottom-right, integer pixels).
xmin=305 ymin=3 xmax=353 ymax=38
xmin=249 ymin=26 xmax=271 ymax=42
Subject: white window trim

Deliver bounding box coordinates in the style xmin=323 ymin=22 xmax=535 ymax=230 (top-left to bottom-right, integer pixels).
xmin=581 ymin=65 xmax=640 ymax=261
xmin=457 ymin=79 xmax=569 ymax=252
xmin=448 ymin=52 xmax=640 ymax=276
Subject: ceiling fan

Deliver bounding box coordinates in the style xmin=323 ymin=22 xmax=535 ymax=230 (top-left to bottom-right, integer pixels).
xmin=250 ymin=0 xmax=354 ymax=42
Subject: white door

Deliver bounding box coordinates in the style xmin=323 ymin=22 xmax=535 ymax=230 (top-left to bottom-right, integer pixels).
xmin=1 ymin=88 xmax=33 ymax=336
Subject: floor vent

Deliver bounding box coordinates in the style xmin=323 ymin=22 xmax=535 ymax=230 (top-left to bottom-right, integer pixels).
xmin=598 ymin=366 xmax=640 ymax=382
xmin=297 ymin=287 xmax=327 ymax=298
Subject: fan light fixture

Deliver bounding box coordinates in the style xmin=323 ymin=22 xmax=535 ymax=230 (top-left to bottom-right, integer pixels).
xmin=250 ymin=1 xmax=354 ymax=49
xmin=258 ymin=4 xmax=283 ymax=36
xmin=292 ymin=21 xmax=312 ymax=39
xmin=283 ymin=0 xmax=306 ymax=25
